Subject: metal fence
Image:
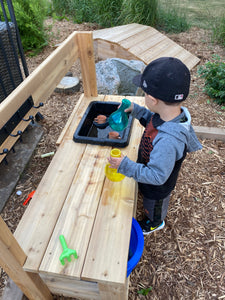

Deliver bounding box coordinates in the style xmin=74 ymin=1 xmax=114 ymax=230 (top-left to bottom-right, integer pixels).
xmin=0 ymin=0 xmax=29 ymax=102
xmin=0 ymin=0 xmax=36 ymax=161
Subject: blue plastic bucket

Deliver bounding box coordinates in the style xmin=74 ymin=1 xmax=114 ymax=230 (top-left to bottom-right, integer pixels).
xmin=127 ymin=217 xmax=144 ymax=277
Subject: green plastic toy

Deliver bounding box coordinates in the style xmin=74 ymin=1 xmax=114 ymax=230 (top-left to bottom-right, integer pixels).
xmin=108 ymin=98 xmax=131 ymax=131
xmin=59 ymin=235 xmax=78 ymax=265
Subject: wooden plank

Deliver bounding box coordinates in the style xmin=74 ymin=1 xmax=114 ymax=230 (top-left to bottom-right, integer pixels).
xmin=26 ymin=272 xmax=53 ymax=300
xmin=128 ymin=33 xmax=167 ymax=58
xmin=140 ymin=43 xmax=200 ymax=70
xmin=172 ymin=49 xmax=195 ymax=63
xmin=193 ymin=125 xmax=225 ymax=142
xmin=140 ymin=39 xmax=181 ymax=61
xmin=0 ymin=217 xmax=52 ymax=300
xmin=98 ymin=279 xmax=129 ymax=300
xmin=0 ymin=107 xmax=37 ymax=163
xmin=148 ymin=46 xmax=185 ymax=63
xmin=100 ymin=23 xmax=149 ymax=44
xmin=39 ymin=144 xmax=109 ymax=279
xmin=77 ymin=32 xmax=98 ymax=97
xmin=109 ymin=24 xmax=149 ymax=44
xmin=182 ymin=55 xmax=200 ymax=70
xmin=149 ymin=47 xmax=200 ymax=70
xmin=14 ymin=139 xmax=86 ymax=272
xmin=93 ymin=24 xmax=134 ymax=40
xmin=120 ymin=27 xmax=161 ymax=50
xmin=0 ymin=31 xmax=79 ymax=127
xmin=81 ymin=173 xmax=134 ymax=284
xmin=94 ymin=40 xmax=138 ymax=62
xmin=82 ymin=96 xmax=144 ymax=285
xmin=0 ymin=216 xmax=26 ymax=266
xmin=154 ymin=45 xmax=200 ymax=70
xmin=40 ymin=273 xmax=100 ymax=299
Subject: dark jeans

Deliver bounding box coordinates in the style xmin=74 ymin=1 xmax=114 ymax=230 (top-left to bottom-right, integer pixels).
xmin=142 ymin=193 xmax=171 ymax=226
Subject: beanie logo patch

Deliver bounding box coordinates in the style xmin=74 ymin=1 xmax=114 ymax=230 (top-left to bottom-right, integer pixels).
xmin=143 ymin=80 xmax=148 ymax=88
xmin=174 ymin=94 xmax=184 ymax=100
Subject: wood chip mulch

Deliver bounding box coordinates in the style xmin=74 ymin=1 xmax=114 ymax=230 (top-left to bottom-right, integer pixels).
xmin=0 ymin=19 xmax=225 ymax=300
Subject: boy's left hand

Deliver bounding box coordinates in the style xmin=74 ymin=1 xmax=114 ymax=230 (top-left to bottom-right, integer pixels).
xmin=107 ymin=154 xmax=124 ymax=169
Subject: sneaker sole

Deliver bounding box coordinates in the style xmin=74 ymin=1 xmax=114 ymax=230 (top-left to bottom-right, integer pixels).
xmin=143 ymin=220 xmax=165 ymax=235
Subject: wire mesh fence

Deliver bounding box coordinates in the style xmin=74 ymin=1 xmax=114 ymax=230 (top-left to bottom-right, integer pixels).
xmin=0 ymin=0 xmax=35 ymax=161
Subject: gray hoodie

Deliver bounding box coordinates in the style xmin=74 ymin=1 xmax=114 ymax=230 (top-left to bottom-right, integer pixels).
xmin=118 ymin=103 xmax=202 ymax=199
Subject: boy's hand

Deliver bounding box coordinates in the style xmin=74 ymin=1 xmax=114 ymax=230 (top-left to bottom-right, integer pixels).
xmin=124 ymin=101 xmax=134 ymax=113
xmin=118 ymin=101 xmax=134 ymax=113
xmin=107 ymin=154 xmax=124 ymax=169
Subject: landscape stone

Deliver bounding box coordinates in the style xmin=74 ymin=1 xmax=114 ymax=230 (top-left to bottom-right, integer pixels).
xmin=96 ymin=58 xmax=146 ymax=95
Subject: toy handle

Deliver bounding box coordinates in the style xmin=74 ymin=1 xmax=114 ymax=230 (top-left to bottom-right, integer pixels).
xmin=110 ymin=148 xmax=121 ymax=170
xmin=110 ymin=148 xmax=121 ymax=159
xmin=105 ymin=148 xmax=125 ymax=182
xmin=59 ymin=235 xmax=68 ymax=250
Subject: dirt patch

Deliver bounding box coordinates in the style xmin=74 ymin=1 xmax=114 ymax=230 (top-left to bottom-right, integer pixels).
xmin=0 ymin=19 xmax=225 ymax=299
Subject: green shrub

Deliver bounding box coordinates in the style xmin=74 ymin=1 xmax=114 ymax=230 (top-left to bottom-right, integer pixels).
xmin=197 ymin=55 xmax=225 ymax=105
xmin=2 ymin=0 xmax=49 ymax=54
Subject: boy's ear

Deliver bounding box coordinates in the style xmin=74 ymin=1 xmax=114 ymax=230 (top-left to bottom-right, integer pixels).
xmin=152 ymin=97 xmax=158 ymax=105
xmin=146 ymin=94 xmax=158 ymax=105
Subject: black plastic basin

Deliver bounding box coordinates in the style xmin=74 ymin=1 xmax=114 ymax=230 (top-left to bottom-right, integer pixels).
xmin=73 ymin=101 xmax=133 ymax=147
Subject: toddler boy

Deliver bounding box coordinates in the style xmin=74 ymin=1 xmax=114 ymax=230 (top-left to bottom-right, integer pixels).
xmin=108 ymin=57 xmax=202 ymax=235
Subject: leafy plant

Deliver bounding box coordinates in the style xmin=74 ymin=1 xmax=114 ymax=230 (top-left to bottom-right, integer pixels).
xmin=138 ymin=286 xmax=153 ymax=296
xmin=0 ymin=0 xmax=49 ymax=54
xmin=197 ymin=55 xmax=225 ymax=105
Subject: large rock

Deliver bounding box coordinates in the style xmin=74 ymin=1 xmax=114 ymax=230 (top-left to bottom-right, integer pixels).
xmin=96 ymin=58 xmax=146 ymax=95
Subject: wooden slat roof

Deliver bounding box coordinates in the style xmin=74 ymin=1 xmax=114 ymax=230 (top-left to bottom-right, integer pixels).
xmin=93 ymin=23 xmax=200 ymax=70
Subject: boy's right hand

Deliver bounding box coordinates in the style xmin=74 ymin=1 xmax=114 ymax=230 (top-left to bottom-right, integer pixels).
xmin=118 ymin=101 xmax=134 ymax=113
xmin=124 ymin=101 xmax=134 ymax=113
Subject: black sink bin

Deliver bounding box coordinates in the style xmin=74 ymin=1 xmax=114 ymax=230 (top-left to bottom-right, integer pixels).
xmin=73 ymin=101 xmax=133 ymax=147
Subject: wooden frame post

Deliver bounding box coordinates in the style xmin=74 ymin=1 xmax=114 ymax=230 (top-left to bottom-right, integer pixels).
xmin=0 ymin=216 xmax=52 ymax=300
xmin=77 ymin=32 xmax=98 ymax=97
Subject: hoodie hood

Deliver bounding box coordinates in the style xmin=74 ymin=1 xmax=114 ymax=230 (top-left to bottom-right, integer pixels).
xmin=154 ymin=106 xmax=202 ymax=152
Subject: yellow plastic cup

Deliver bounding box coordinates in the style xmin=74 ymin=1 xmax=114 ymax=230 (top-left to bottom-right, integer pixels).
xmin=105 ymin=148 xmax=125 ymax=182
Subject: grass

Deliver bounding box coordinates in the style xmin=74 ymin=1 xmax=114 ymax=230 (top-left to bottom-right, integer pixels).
xmin=118 ymin=0 xmax=158 ymax=27
xmin=212 ymin=14 xmax=225 ymax=47
xmin=159 ymin=0 xmax=225 ymax=29
xmin=156 ymin=4 xmax=190 ymax=33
